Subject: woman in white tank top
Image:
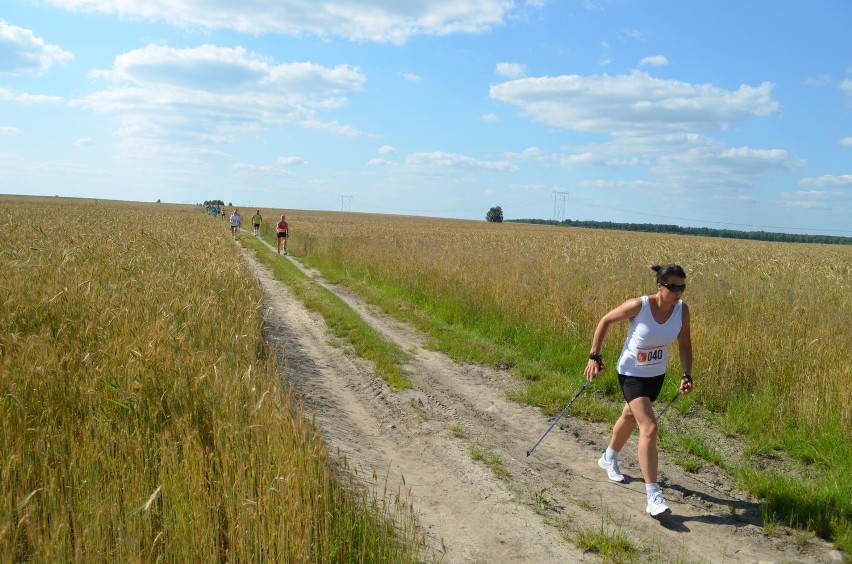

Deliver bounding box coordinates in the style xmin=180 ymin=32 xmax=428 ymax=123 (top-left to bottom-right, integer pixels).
xmin=582 ymin=264 xmax=694 ymax=517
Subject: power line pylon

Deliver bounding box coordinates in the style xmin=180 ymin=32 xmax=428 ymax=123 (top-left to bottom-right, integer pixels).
xmin=552 ymin=190 xmax=568 ymax=222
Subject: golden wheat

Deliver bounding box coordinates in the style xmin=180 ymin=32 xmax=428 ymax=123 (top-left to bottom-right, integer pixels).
xmin=281 ymin=210 xmax=851 ymax=438
xmin=0 ymin=197 xmax=420 ymax=561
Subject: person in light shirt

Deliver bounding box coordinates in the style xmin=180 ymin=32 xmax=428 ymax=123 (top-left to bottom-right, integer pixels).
xmin=583 ymin=263 xmax=694 ymax=517
xmin=229 ymin=209 xmax=241 ymax=239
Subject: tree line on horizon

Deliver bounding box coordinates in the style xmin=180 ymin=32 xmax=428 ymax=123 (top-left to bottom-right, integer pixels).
xmin=509 ymin=218 xmax=852 ymax=245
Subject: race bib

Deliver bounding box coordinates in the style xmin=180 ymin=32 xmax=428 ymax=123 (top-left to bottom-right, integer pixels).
xmin=636 ymin=346 xmax=664 ymax=366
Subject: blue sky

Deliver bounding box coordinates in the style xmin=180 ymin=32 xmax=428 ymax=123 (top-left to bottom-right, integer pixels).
xmin=1 ymin=1 xmax=850 ymax=235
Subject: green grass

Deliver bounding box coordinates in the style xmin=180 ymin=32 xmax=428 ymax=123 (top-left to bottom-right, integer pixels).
xmin=469 ymin=446 xmax=510 ymax=480
xmin=575 ymin=520 xmax=637 ymax=562
xmin=737 ymin=467 xmax=852 ymax=553
xmin=448 ymin=424 xmax=467 ymax=439
xmin=241 ymin=235 xmax=412 ymax=390
xmin=659 ymin=432 xmax=727 ymax=474
xmin=532 ymin=487 xmax=552 ymax=513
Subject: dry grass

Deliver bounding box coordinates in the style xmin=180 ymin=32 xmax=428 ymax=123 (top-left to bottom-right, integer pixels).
xmin=0 ymin=197 xmax=422 ymax=561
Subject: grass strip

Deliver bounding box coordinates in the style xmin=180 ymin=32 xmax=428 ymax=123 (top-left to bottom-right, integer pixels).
xmin=241 ymin=235 xmax=411 ymax=390
xmin=737 ymin=467 xmax=851 ymax=552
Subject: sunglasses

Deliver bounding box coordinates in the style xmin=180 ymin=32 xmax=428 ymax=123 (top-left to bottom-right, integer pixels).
xmin=660 ymin=282 xmax=686 ymax=292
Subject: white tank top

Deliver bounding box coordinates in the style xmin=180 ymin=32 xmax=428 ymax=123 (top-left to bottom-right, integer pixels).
xmin=616 ymin=295 xmax=683 ymax=377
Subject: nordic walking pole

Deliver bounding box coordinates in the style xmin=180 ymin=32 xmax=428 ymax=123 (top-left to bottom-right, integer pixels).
xmin=655 ymin=391 xmax=682 ymax=421
xmin=526 ymin=379 xmax=591 ymax=457
xmin=656 ymin=375 xmax=692 ymax=421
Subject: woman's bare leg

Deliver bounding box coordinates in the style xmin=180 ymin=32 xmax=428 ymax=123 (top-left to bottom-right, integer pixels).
xmin=608 ymin=402 xmax=636 ymax=452
xmin=627 ymin=396 xmax=658 ymax=484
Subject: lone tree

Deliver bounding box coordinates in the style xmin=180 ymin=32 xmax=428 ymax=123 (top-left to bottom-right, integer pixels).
xmin=486 ymin=206 xmax=503 ymax=223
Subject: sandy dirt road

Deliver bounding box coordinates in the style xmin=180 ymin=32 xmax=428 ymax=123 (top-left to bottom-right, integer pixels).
xmin=240 ymin=242 xmax=842 ymax=563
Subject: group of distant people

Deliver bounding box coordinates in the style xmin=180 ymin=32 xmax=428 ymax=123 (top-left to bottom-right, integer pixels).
xmin=208 ymin=206 xmax=289 ymax=254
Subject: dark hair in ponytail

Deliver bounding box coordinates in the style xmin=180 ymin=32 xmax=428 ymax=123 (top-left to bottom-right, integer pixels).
xmin=651 ymin=264 xmax=686 ymax=284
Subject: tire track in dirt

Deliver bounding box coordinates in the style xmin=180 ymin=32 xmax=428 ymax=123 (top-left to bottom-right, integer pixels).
xmin=241 ymin=240 xmax=842 ymax=563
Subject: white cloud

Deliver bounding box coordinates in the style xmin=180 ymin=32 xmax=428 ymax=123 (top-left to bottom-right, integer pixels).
xmin=72 ymin=45 xmax=367 ymax=158
xmin=490 ymin=70 xmax=779 ymax=134
xmin=0 ymin=87 xmax=64 ymax=104
xmin=639 ymin=55 xmax=668 ymax=67
xmin=622 ymin=29 xmax=647 ymax=41
xmin=713 ymin=194 xmax=755 ymax=203
xmin=480 ymin=113 xmax=498 ymax=122
xmin=799 ymin=174 xmax=852 ymax=187
xmin=653 ymin=143 xmax=800 ymax=185
xmin=405 ymin=151 xmax=517 ymax=172
xmin=578 ymin=179 xmax=654 ymax=190
xmin=232 ymin=162 xmax=277 ymax=172
xmin=40 ymin=0 xmax=517 ymax=44
xmin=90 ymin=45 xmax=364 ymax=95
xmin=583 ymin=0 xmax=607 ymax=11
xmin=560 ymin=152 xmax=639 ymax=167
xmin=298 ymin=119 xmax=365 ymax=137
xmin=718 ymin=147 xmax=790 ymax=161
xmin=231 ymin=156 xmax=305 ymax=172
xmin=0 ymin=21 xmax=74 ymax=74
xmin=779 ymin=190 xmax=846 ymax=209
xmin=0 ymin=126 xmax=21 ymax=135
xmin=841 ymin=137 xmax=852 ymax=147
xmin=73 ymin=137 xmax=95 ymax=147
xmin=276 ymin=156 xmax=306 ymax=166
xmin=378 ymin=145 xmax=395 ymax=154
xmin=402 ymin=72 xmax=422 ymax=81
xmin=841 ymin=79 xmax=852 ymax=96
xmin=367 ymin=158 xmax=397 ymax=167
xmin=804 ymin=74 xmax=832 ymax=87
xmin=504 ymin=147 xmax=552 ymax=161
xmin=779 ymin=200 xmax=827 ymax=209
xmin=496 ymin=62 xmax=526 ymax=78
xmin=789 ymin=190 xmax=844 ymax=199
xmin=117 ymin=137 xmax=228 ymax=163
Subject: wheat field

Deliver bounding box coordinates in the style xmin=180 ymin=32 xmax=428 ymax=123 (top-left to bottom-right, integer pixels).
xmin=0 ymin=197 xmax=420 ymax=561
xmin=279 ymin=210 xmax=850 ymax=439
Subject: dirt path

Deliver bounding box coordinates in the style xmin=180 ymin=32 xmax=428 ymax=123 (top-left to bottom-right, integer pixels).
xmin=240 ymin=241 xmax=842 ymax=563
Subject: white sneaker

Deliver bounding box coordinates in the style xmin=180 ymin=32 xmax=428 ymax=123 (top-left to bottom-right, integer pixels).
xmin=646 ymin=493 xmax=670 ymax=516
xmin=598 ymin=454 xmax=624 ymax=482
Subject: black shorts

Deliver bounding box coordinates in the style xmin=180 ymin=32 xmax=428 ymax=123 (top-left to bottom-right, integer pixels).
xmin=618 ymin=374 xmax=665 ymax=403
xmin=277 ymin=232 xmax=287 ymax=238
